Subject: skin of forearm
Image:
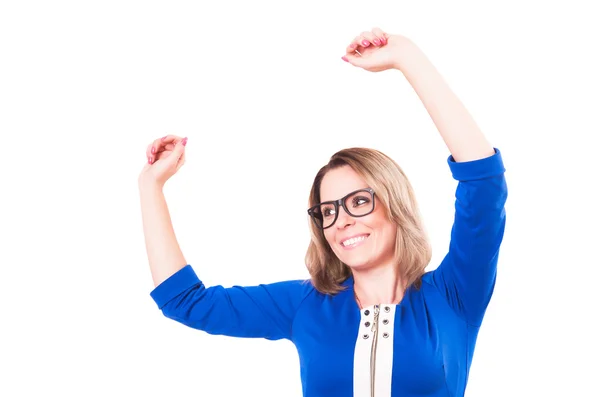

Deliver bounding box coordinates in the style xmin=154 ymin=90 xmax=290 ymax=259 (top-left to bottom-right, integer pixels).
xmin=139 ymin=181 xmax=187 ymax=287
xmin=393 ymin=39 xmax=495 ymax=163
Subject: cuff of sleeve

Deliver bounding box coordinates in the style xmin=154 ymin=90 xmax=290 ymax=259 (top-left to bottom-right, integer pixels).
xmin=150 ymin=265 xmax=201 ymax=309
xmin=447 ymin=148 xmax=505 ymax=181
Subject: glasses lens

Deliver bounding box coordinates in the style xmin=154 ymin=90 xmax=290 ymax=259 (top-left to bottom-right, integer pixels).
xmin=310 ymin=202 xmax=336 ymax=229
xmin=345 ymin=190 xmax=374 ymax=217
xmin=309 ymin=189 xmax=374 ymax=229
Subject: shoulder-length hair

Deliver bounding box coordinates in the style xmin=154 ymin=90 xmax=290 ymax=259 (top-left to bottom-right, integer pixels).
xmin=305 ymin=147 xmax=432 ymax=295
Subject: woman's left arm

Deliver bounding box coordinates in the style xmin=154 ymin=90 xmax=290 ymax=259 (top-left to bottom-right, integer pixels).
xmin=393 ymin=36 xmax=507 ymax=326
xmin=392 ymin=38 xmax=495 ymax=162
xmin=345 ymin=30 xmax=507 ymax=326
xmin=344 ymin=30 xmax=494 ymax=162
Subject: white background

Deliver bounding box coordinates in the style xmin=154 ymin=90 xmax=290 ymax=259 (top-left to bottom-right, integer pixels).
xmin=1 ymin=1 xmax=599 ymax=396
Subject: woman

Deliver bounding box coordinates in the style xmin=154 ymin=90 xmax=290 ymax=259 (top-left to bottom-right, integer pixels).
xmin=139 ymin=27 xmax=507 ymax=397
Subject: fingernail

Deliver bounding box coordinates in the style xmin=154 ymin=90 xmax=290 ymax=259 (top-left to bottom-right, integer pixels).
xmin=182 ymin=137 xmax=188 ymax=146
xmin=151 ymin=147 xmax=156 ymax=154
xmin=342 ymin=56 xmax=349 ymax=62
xmin=362 ymin=40 xmax=370 ymax=46
xmin=374 ymin=39 xmax=381 ymax=45
xmin=148 ymin=157 xmax=152 ymax=164
xmin=161 ymin=136 xmax=167 ymax=141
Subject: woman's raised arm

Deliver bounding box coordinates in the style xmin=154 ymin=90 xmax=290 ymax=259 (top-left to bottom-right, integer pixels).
xmin=138 ymin=135 xmax=312 ymax=340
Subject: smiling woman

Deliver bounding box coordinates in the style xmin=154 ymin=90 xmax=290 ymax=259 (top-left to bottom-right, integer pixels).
xmin=306 ymin=149 xmax=428 ymax=298
xmin=139 ymin=27 xmax=507 ymax=397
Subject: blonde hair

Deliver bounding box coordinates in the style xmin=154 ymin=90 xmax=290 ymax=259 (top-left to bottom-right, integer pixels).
xmin=305 ymin=147 xmax=432 ymax=295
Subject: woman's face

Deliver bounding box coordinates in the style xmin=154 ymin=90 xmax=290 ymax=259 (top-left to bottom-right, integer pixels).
xmin=319 ymin=165 xmax=397 ymax=271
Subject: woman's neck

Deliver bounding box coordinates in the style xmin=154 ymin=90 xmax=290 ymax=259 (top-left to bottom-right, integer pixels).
xmin=352 ymin=263 xmax=405 ymax=308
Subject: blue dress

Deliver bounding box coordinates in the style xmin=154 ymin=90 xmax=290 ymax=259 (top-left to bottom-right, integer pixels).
xmin=150 ymin=148 xmax=507 ymax=397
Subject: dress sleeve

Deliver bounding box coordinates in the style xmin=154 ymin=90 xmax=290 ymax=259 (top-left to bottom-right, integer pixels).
xmin=431 ymin=148 xmax=508 ymax=326
xmin=150 ymin=265 xmax=313 ymax=340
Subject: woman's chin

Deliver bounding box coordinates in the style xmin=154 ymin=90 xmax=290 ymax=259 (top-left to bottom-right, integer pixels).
xmin=344 ymin=258 xmax=373 ymax=271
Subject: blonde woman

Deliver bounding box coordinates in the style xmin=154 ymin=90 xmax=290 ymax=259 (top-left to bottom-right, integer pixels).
xmin=139 ymin=27 xmax=507 ymax=397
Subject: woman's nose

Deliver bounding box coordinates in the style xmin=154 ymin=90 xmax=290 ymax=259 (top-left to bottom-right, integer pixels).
xmin=335 ymin=207 xmax=355 ymax=229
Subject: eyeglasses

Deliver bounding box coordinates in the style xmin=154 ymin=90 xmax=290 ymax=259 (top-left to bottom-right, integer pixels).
xmin=307 ymin=188 xmax=376 ymax=230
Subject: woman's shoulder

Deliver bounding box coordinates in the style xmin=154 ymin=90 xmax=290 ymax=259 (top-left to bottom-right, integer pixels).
xmin=255 ymin=278 xmax=317 ymax=304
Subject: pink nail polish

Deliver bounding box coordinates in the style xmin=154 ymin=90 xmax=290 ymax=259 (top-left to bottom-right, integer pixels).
xmin=342 ymin=56 xmax=349 ymax=62
xmin=362 ymin=40 xmax=370 ymax=46
xmin=148 ymin=157 xmax=152 ymax=164
xmin=374 ymin=39 xmax=381 ymax=45
xmin=182 ymin=137 xmax=188 ymax=146
xmin=151 ymin=147 xmax=156 ymax=154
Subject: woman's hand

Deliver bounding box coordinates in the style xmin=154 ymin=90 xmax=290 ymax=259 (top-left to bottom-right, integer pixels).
xmin=138 ymin=135 xmax=188 ymax=188
xmin=342 ymin=27 xmax=413 ymax=72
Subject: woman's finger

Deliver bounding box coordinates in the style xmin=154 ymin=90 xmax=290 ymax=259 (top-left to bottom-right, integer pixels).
xmin=371 ymin=27 xmax=387 ymax=45
xmin=148 ymin=135 xmax=184 ymax=164
xmin=346 ymin=35 xmax=365 ymax=54
xmin=153 ymin=142 xmax=177 ymax=162
xmin=360 ymin=31 xmax=381 ymax=46
xmin=155 ymin=150 xmax=172 ymax=161
xmin=346 ymin=41 xmax=359 ymax=54
xmin=146 ymin=143 xmax=153 ymax=162
xmin=152 ymin=134 xmax=183 ymax=152
xmin=155 ymin=143 xmax=176 ymax=155
xmin=176 ymin=151 xmax=186 ymax=172
xmin=159 ymin=134 xmax=184 ymax=144
xmin=162 ymin=143 xmax=175 ymax=152
xmin=349 ymin=35 xmax=369 ymax=53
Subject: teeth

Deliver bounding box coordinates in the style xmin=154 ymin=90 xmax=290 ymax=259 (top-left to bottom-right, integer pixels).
xmin=342 ymin=235 xmax=367 ymax=246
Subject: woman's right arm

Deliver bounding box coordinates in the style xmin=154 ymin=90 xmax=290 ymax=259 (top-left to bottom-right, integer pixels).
xmin=139 ymin=135 xmax=188 ymax=287
xmin=139 ymin=181 xmax=187 ymax=287
xmin=139 ymin=135 xmax=312 ymax=340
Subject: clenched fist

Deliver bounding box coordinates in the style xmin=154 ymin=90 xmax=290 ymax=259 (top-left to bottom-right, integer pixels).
xmin=138 ymin=135 xmax=187 ymax=188
xmin=341 ymin=27 xmax=412 ymax=73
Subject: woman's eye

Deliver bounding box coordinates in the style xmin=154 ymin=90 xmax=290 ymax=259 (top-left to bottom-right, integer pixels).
xmin=322 ymin=207 xmax=335 ymax=217
xmin=352 ymin=196 xmax=370 ymax=206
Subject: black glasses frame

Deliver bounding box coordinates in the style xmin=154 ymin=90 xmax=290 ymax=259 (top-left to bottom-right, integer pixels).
xmin=307 ymin=187 xmax=376 ymax=230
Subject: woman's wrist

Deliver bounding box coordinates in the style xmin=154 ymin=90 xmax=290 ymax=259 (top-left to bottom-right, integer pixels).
xmin=138 ymin=175 xmax=163 ymax=194
xmin=389 ymin=36 xmax=425 ymax=72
